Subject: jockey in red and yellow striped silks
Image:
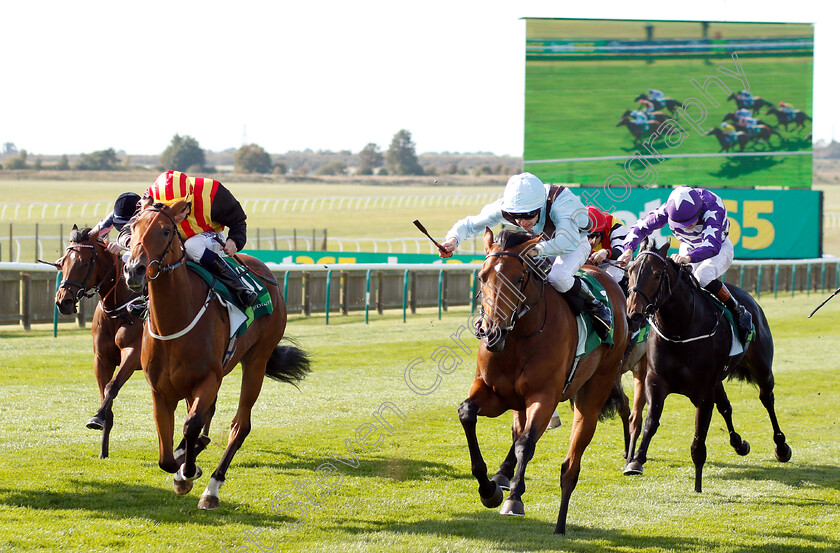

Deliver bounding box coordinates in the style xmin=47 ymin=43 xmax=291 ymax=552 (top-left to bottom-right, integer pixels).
xmin=145 ymin=170 xmax=225 ymax=240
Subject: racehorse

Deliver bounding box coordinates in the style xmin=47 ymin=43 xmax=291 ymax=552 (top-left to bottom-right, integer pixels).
xmin=459 ymin=228 xmax=629 ymax=534
xmin=706 ymin=127 xmax=750 ymax=153
xmin=623 ymin=239 xmax=791 ymax=492
xmin=635 ymin=94 xmax=683 ymax=115
xmin=124 ymin=199 xmax=310 ymax=509
xmin=726 ymin=93 xmax=773 ymax=115
xmin=53 ymin=226 xmax=145 ymax=459
xmin=721 ymin=112 xmax=774 ymax=132
xmin=53 ymin=226 xmax=216 ymax=461
xmin=621 ymin=109 xmax=668 ymax=124
xmin=617 ymin=116 xmax=664 ymax=143
xmin=765 ymin=107 xmax=812 ymax=132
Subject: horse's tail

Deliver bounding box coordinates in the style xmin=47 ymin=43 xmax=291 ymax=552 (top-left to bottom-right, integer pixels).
xmin=598 ymin=379 xmax=626 ymax=421
xmin=265 ymin=339 xmax=312 ymax=388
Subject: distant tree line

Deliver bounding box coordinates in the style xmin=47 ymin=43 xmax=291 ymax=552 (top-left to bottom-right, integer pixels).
xmin=0 ymin=129 xmax=521 ymax=176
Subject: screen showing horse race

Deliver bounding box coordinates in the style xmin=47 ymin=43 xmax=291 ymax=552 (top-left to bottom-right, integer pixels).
xmin=523 ymin=18 xmax=814 ymax=190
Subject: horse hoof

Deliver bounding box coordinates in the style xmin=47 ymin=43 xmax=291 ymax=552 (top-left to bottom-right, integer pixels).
xmin=86 ymin=417 xmax=105 ymax=431
xmin=197 ymin=435 xmax=212 ymax=450
xmin=547 ymin=414 xmax=562 ymax=430
xmin=480 ymin=482 xmax=504 ymax=509
xmin=623 ymin=461 xmax=644 ymax=475
xmin=736 ymin=440 xmax=751 ymax=456
xmin=499 ymin=499 xmax=525 ymax=517
xmin=491 ymin=473 xmax=511 ymax=491
xmin=173 ymin=478 xmax=194 ymax=495
xmin=198 ymin=494 xmax=220 ymax=510
xmin=775 ymin=443 xmax=792 ymax=463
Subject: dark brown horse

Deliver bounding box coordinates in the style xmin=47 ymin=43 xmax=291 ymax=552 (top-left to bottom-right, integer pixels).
xmin=617 ymin=116 xmax=664 ymax=142
xmin=635 ymin=94 xmax=683 ymax=114
xmin=621 ymin=109 xmax=668 ymax=124
xmin=706 ymin=127 xmax=750 ymax=153
xmin=124 ymin=199 xmax=310 ymax=509
xmin=765 ymin=107 xmax=812 ymax=132
xmin=459 ymin=228 xmax=628 ymax=534
xmin=623 ymin=240 xmax=791 ymax=492
xmin=54 ymin=226 xmax=145 ymax=459
xmin=726 ymin=93 xmax=773 ymax=115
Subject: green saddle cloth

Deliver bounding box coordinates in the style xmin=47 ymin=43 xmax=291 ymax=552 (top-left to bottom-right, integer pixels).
xmin=577 ymin=270 xmax=614 ymax=357
xmin=186 ymin=258 xmax=273 ymax=337
xmin=701 ymin=289 xmax=756 ymax=346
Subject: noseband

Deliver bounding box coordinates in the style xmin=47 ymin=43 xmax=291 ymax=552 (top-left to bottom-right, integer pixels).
xmin=629 ymin=250 xmax=673 ymax=317
xmin=59 ymin=242 xmax=112 ymax=302
xmin=136 ymin=207 xmax=186 ymax=279
xmin=478 ymin=250 xmax=546 ymax=337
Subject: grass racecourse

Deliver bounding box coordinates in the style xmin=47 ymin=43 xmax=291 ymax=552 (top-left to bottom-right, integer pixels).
xmin=0 ymin=177 xmax=839 ymax=552
xmin=0 ymin=295 xmax=839 ymax=553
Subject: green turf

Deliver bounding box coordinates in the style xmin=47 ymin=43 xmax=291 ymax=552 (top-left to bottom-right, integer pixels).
xmin=524 ymin=57 xmax=813 ymax=188
xmin=0 ymin=293 xmax=838 ymax=552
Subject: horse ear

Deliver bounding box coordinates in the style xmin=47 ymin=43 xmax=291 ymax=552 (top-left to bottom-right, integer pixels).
xmin=640 ymin=237 xmax=649 ymax=251
xmin=483 ymin=227 xmax=494 ymax=254
xmin=90 ymin=228 xmax=101 ymax=242
xmin=167 ymin=199 xmax=191 ymax=223
xmin=72 ymin=224 xmax=78 ymax=231
xmin=140 ymin=196 xmax=154 ymax=210
xmin=657 ymin=238 xmax=671 ymax=258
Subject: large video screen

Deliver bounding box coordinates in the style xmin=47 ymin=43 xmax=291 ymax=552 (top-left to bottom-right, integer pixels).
xmin=523 ymin=18 xmax=814 ymax=189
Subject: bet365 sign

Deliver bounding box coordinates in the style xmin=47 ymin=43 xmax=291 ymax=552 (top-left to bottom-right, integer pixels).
xmin=579 ymin=188 xmax=821 ymax=260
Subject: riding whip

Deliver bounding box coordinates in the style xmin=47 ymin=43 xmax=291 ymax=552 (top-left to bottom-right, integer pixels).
xmin=807 ymin=287 xmax=840 ymax=318
xmin=412 ymin=220 xmax=447 ymax=255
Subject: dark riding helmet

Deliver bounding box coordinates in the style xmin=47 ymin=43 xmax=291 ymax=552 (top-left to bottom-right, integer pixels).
xmin=666 ymin=187 xmax=702 ymax=229
xmin=113 ymin=192 xmax=141 ymax=225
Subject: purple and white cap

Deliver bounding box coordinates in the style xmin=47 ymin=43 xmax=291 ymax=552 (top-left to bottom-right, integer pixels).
xmin=666 ymin=186 xmax=702 ymax=229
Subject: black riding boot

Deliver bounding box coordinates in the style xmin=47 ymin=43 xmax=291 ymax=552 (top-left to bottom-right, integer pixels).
xmin=570 ymin=276 xmax=612 ymax=340
xmin=707 ymin=280 xmax=752 ymax=343
xmin=200 ymin=250 xmax=258 ymax=308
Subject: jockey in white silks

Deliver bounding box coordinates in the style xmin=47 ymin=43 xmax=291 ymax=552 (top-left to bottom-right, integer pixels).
xmin=440 ymin=172 xmax=612 ymax=339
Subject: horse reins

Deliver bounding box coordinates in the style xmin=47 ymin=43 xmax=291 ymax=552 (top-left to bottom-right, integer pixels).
xmin=59 ymin=242 xmax=121 ymax=303
xmin=480 ymin=250 xmax=548 ymax=339
xmin=138 ymin=207 xmax=186 ymax=279
xmin=630 ymin=250 xmax=722 ymax=343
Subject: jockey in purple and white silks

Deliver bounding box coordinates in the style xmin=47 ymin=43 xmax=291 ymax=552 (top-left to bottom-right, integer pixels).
xmin=440 ymin=172 xmax=612 ymax=339
xmin=616 ymin=186 xmax=752 ymax=342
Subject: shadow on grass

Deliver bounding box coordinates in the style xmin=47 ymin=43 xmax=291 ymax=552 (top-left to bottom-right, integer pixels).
xmin=0 ymin=479 xmax=284 ymax=527
xmin=325 ymin=510 xmax=840 ymax=553
xmin=709 ymin=460 xmax=840 ymax=492
xmin=238 ymin=450 xmax=470 ymax=482
xmin=709 ymin=155 xmax=785 ymax=179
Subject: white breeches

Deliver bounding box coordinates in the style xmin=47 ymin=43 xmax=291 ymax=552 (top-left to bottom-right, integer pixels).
xmin=184 ymin=231 xmax=224 ymax=262
xmin=596 ymin=262 xmax=625 ymax=284
xmin=681 ymin=237 xmax=734 ymax=288
xmin=546 ymin=240 xmax=591 ymax=293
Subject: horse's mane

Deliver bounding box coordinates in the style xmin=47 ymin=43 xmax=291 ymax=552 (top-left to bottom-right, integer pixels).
xmin=70 ymin=227 xmax=95 ymax=243
xmin=496 ymin=229 xmax=534 ymax=250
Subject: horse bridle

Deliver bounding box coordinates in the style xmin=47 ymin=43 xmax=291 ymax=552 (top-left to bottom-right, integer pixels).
xmin=628 ymin=250 xmax=674 ymax=317
xmin=59 ymin=242 xmax=114 ymax=302
xmin=136 ymin=206 xmax=186 ymax=279
xmin=478 ymin=250 xmax=547 ymax=337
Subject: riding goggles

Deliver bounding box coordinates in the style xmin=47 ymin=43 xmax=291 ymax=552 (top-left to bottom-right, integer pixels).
xmin=503 ymin=208 xmax=541 ymax=221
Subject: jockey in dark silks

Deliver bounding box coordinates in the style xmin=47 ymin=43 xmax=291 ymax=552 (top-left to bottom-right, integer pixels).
xmin=617 ymin=186 xmax=752 ymax=343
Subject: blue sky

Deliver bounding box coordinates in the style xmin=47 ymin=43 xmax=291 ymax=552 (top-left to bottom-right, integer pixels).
xmin=2 ymin=1 xmax=833 ymax=157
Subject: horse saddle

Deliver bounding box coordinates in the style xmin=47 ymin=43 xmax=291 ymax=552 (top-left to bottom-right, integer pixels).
xmin=186 ymin=260 xmax=273 ymax=338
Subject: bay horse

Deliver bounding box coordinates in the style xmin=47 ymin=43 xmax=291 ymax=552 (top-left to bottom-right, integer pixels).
xmin=623 ymin=239 xmax=791 ymax=492
xmin=621 ymin=109 xmax=667 ymax=124
xmin=124 ymin=199 xmax=310 ymax=509
xmin=617 ymin=116 xmax=664 ymax=143
xmin=726 ymin=93 xmax=773 ymax=115
xmin=54 ymin=226 xmax=215 ymax=461
xmin=54 ymin=226 xmax=145 ymax=459
xmin=706 ymin=128 xmax=750 ymax=153
xmin=765 ymin=107 xmax=812 ymax=132
xmin=459 ymin=228 xmax=629 ymax=534
xmin=635 ymin=94 xmax=683 ymax=114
